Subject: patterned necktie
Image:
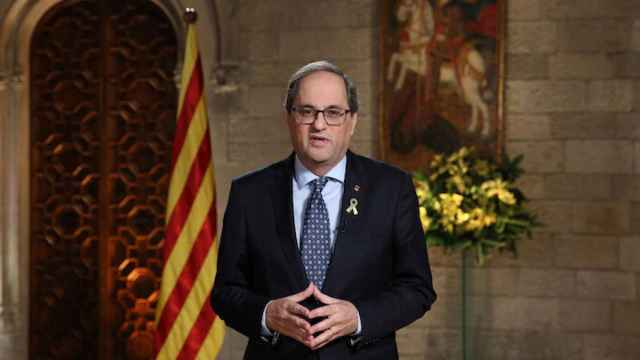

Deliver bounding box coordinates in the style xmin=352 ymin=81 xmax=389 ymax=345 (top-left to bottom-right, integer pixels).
xmin=300 ymin=177 xmax=331 ymax=289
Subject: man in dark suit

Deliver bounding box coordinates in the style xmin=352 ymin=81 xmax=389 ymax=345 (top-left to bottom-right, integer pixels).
xmin=211 ymin=61 xmax=436 ymax=359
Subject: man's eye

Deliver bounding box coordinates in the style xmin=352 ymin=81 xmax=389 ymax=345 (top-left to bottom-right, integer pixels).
xmin=300 ymin=108 xmax=315 ymax=117
xmin=325 ymin=109 xmax=342 ymax=118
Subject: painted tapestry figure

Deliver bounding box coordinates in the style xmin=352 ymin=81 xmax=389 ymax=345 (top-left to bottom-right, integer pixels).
xmin=211 ymin=61 xmax=436 ymax=359
xmin=383 ymin=0 xmax=503 ymax=171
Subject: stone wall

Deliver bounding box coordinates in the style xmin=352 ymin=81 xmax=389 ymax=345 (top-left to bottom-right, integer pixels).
xmin=212 ymin=0 xmax=640 ymax=359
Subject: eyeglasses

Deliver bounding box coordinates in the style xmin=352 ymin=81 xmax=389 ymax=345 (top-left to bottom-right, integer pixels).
xmin=291 ymin=106 xmax=351 ymax=126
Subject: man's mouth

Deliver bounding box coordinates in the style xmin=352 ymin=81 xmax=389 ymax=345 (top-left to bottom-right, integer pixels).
xmin=309 ymin=135 xmax=330 ymax=146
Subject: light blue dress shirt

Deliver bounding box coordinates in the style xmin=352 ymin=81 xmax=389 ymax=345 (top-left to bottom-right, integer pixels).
xmin=261 ymin=155 xmax=361 ymax=337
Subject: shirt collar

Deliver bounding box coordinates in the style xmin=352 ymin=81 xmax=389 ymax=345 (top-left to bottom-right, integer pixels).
xmin=294 ymin=155 xmax=347 ymax=190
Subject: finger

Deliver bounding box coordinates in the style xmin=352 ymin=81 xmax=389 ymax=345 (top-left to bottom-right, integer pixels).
xmin=310 ymin=326 xmax=337 ymax=350
xmin=311 ymin=338 xmax=332 ymax=351
xmin=309 ymin=316 xmax=333 ymax=335
xmin=278 ymin=318 xmax=311 ymax=341
xmin=288 ymin=283 xmax=315 ymax=302
xmin=267 ymin=304 xmax=310 ymax=334
xmin=313 ymin=287 xmax=337 ymax=304
xmin=283 ymin=328 xmax=309 ymax=345
xmin=294 ymin=316 xmax=312 ymax=335
xmin=278 ymin=309 xmax=311 ymax=332
xmin=297 ymin=334 xmax=313 ymax=346
xmin=287 ymin=302 xmax=310 ymax=318
xmin=287 ymin=313 xmax=309 ymax=328
xmin=300 ymin=334 xmax=314 ymax=348
xmin=308 ymin=304 xmax=334 ymax=319
xmin=288 ymin=283 xmax=314 ymax=302
xmin=291 ymin=321 xmax=315 ymax=346
xmin=284 ymin=327 xmax=309 ymax=344
xmin=301 ymin=326 xmax=315 ymax=342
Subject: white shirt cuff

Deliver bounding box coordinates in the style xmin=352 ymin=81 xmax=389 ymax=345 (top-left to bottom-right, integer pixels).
xmin=260 ymin=301 xmax=273 ymax=336
xmin=354 ymin=309 xmax=362 ymax=335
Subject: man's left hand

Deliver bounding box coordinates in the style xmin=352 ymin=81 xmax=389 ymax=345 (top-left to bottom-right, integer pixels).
xmin=307 ymin=286 xmax=358 ymax=350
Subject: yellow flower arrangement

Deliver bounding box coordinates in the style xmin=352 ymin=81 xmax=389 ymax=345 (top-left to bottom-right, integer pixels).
xmin=414 ymin=147 xmax=539 ymax=265
xmin=481 ymin=179 xmax=516 ymax=205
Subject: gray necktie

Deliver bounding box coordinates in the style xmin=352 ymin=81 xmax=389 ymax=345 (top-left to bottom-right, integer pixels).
xmin=300 ymin=177 xmax=331 ymax=289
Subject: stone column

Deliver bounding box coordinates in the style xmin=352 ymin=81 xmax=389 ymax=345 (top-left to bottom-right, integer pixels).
xmin=0 ymin=68 xmax=28 ymax=358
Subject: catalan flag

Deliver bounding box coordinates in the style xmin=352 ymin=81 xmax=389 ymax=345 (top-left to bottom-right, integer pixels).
xmin=155 ymin=19 xmax=225 ymax=360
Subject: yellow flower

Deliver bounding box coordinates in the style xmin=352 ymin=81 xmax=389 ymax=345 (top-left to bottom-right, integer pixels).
xmin=439 ymin=193 xmax=463 ymax=208
xmin=431 ymin=154 xmax=444 ymax=168
xmin=457 ymin=160 xmax=469 ymax=174
xmin=455 ymin=210 xmax=470 ymax=225
xmin=481 ymin=179 xmax=516 ymax=205
xmin=464 ymin=208 xmax=496 ymax=231
xmin=429 ymin=166 xmax=446 ymax=181
xmin=419 ymin=206 xmax=431 ymax=231
xmin=432 ymin=199 xmax=441 ymax=211
xmin=439 ymin=212 xmax=453 ymax=228
xmin=437 ymin=193 xmax=465 ymax=234
xmin=438 ymin=194 xmax=463 ymax=220
xmin=498 ymin=191 xmax=516 ymax=205
xmin=443 ymin=221 xmax=454 ymax=234
xmin=440 ymin=210 xmax=455 ymax=224
xmin=413 ymin=179 xmax=430 ymax=203
xmin=446 ymin=147 xmax=470 ymax=165
xmin=484 ymin=212 xmax=497 ymax=226
xmin=448 ymin=175 xmax=466 ymax=193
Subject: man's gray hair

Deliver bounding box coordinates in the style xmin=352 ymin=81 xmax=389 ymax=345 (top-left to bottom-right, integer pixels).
xmin=284 ymin=60 xmax=359 ymax=113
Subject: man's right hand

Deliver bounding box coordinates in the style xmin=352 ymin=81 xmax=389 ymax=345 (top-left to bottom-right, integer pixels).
xmin=265 ymin=283 xmax=315 ymax=345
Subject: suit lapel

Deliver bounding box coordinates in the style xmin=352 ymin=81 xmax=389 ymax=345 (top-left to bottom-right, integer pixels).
xmin=323 ymin=151 xmax=368 ymax=295
xmin=270 ymin=154 xmax=308 ymax=288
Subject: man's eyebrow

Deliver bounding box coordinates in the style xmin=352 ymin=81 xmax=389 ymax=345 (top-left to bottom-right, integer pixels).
xmin=297 ymin=104 xmax=345 ymax=109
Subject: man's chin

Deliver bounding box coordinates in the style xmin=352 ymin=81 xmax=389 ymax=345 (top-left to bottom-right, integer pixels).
xmin=309 ymin=157 xmax=331 ymax=165
xmin=305 ymin=150 xmax=332 ymax=164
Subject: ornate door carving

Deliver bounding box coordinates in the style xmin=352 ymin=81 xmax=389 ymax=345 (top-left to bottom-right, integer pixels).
xmin=30 ymin=1 xmax=177 ymax=359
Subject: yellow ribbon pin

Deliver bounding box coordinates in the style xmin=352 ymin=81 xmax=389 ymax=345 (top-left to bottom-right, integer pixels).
xmin=346 ymin=198 xmax=358 ymax=215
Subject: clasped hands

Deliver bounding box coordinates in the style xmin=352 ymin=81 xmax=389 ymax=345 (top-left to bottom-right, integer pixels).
xmin=265 ymin=283 xmax=358 ymax=350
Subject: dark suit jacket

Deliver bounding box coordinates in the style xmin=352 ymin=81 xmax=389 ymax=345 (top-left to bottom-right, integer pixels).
xmin=211 ymin=151 xmax=436 ymax=360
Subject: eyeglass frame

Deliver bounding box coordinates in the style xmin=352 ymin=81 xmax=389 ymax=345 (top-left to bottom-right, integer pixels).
xmin=289 ymin=105 xmax=352 ymax=126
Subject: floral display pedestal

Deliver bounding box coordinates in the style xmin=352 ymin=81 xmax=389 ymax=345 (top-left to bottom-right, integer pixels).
xmin=461 ymin=250 xmax=473 ymax=360
xmin=413 ymin=147 xmax=540 ymax=359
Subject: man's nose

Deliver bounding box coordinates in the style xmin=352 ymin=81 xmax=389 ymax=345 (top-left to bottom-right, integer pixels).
xmin=311 ymin=112 xmax=328 ymax=130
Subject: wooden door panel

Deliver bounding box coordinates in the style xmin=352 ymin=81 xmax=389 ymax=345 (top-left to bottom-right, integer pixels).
xmin=30 ymin=2 xmax=102 ymax=358
xmin=105 ymin=1 xmax=176 ymax=359
xmin=30 ymin=1 xmax=176 ymax=359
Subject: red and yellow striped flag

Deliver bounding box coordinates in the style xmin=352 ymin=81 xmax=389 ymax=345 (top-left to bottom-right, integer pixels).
xmin=155 ymin=22 xmax=225 ymax=360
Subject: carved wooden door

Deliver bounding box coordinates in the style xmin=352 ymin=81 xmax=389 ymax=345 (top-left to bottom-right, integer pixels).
xmin=29 ymin=1 xmax=177 ymax=359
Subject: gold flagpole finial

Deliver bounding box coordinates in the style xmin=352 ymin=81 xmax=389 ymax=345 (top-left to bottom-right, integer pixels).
xmin=184 ymin=8 xmax=197 ymax=24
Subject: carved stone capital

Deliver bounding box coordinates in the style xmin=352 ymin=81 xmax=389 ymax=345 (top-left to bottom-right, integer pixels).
xmin=210 ymin=62 xmax=241 ymax=94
